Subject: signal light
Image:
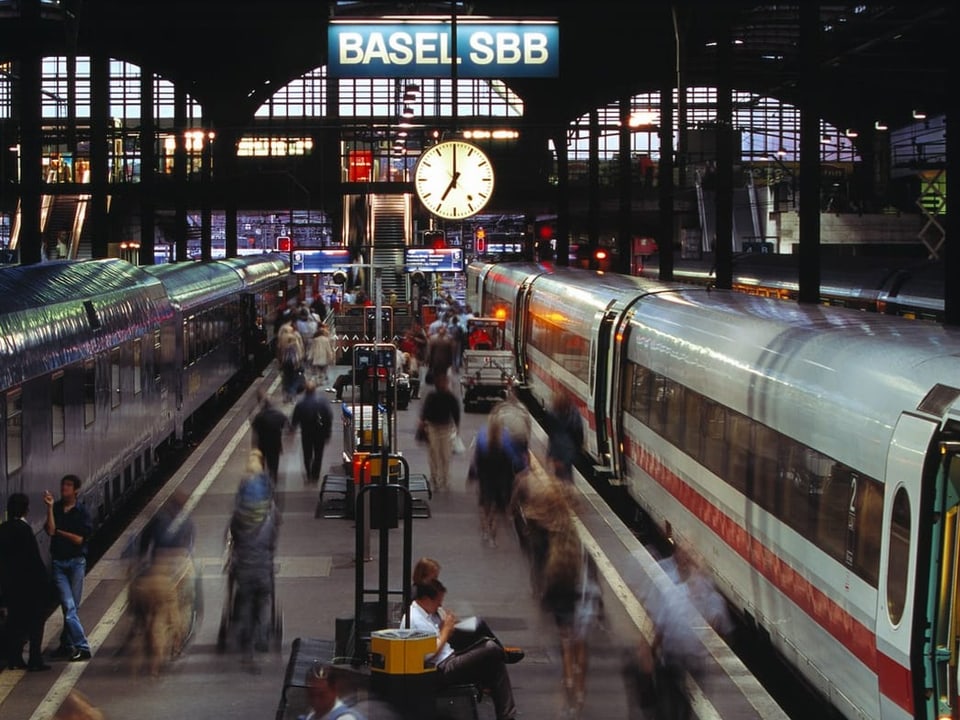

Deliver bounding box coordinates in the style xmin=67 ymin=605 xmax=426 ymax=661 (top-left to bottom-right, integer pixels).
xmin=475 ymin=227 xmax=486 ymax=253
xmin=537 ymin=222 xmax=555 ymax=241
xmin=594 ymin=249 xmax=608 ymax=260
xmin=277 ymin=236 xmax=292 ymax=252
xmin=423 ymin=230 xmax=445 ymax=249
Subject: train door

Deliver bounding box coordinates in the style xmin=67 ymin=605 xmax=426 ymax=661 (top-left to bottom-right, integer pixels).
xmin=512 ymin=277 xmax=536 ymax=384
xmin=877 ymin=412 xmax=952 ymax=720
xmin=592 ymin=310 xmax=618 ymax=477
xmin=923 ymin=438 xmax=960 ymax=720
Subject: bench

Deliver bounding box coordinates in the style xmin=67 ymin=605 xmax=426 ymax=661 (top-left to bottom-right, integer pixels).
xmin=317 ymin=473 xmax=431 ymax=519
xmin=316 ymin=474 xmax=351 ymax=518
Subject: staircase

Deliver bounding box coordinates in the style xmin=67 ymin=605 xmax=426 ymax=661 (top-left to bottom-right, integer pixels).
xmin=370 ymin=194 xmax=410 ymax=303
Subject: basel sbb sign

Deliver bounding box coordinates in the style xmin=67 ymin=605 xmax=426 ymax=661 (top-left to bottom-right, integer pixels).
xmin=328 ymin=19 xmax=558 ymax=78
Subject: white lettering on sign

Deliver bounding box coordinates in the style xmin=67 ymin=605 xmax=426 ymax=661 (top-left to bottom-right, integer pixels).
xmin=467 ymin=31 xmax=552 ymax=66
xmin=338 ymin=31 xmax=457 ymax=66
xmin=329 ymin=22 xmax=558 ymax=77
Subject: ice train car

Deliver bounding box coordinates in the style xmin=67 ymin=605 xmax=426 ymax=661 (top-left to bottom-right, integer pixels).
xmin=0 ymin=254 xmax=292 ymax=542
xmin=467 ymin=259 xmax=960 ymax=720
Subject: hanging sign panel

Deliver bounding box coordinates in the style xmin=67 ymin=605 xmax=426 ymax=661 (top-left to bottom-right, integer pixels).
xmin=328 ymin=19 xmax=559 ymax=78
xmin=405 ymin=247 xmax=463 ymax=273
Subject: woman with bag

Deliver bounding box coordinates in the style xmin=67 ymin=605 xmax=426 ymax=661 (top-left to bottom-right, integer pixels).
xmin=417 ymin=373 xmax=460 ymax=491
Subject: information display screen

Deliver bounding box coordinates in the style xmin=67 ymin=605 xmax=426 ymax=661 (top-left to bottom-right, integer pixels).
xmin=404 ymin=247 xmax=463 ymax=273
xmin=292 ymin=249 xmax=352 ymax=274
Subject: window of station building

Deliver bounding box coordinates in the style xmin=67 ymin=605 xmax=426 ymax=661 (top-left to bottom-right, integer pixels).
xmin=26 ymin=56 xmax=203 ymax=183
xmin=5 ymin=389 xmax=22 ymax=476
xmin=51 ymin=370 xmax=65 ymax=448
xmin=564 ymin=86 xmax=859 ymax=186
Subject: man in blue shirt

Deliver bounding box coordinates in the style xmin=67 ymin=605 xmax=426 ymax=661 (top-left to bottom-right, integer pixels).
xmin=44 ymin=474 xmax=93 ymax=661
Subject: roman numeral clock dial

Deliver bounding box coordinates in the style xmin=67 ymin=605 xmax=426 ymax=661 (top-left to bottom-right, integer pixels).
xmin=414 ymin=140 xmax=494 ymax=220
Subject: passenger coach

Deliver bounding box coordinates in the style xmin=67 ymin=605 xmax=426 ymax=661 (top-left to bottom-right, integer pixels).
xmin=467 ymin=259 xmax=960 ymax=720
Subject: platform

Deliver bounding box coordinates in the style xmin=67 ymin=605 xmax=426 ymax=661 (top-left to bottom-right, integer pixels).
xmin=0 ymin=362 xmax=789 ymax=720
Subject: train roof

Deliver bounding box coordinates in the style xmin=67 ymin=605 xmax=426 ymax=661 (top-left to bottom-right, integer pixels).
xmin=0 ymin=259 xmax=172 ymax=387
xmin=142 ymin=261 xmax=244 ymax=312
xmin=217 ymin=253 xmax=290 ymax=287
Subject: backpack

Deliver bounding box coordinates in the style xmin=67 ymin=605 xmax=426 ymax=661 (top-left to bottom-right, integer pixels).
xmin=281 ymin=342 xmax=300 ymax=371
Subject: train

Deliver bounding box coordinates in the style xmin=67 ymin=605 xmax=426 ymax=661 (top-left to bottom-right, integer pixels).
xmin=637 ymin=253 xmax=946 ymax=322
xmin=0 ymin=254 xmax=294 ymax=540
xmin=467 ymin=259 xmax=960 ymax=720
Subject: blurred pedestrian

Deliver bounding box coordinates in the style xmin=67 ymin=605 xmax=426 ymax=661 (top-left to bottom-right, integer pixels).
xmin=290 ymin=380 xmax=334 ymax=483
xmin=251 ymin=389 xmax=288 ymax=484
xmin=467 ymin=411 xmax=528 ymax=548
xmin=278 ymin=319 xmax=305 ymax=403
xmin=228 ymin=450 xmax=281 ymax=671
xmin=54 ymin=690 xmax=106 ymax=720
xmin=128 ymin=490 xmax=196 ymax=676
xmin=0 ymin=493 xmax=51 ymax=671
xmin=424 ymin=324 xmax=455 ymax=386
xmin=300 ymin=661 xmax=367 ymax=720
xmin=651 ymin=542 xmax=730 ymax=720
xmin=44 ymin=474 xmax=93 ymax=662
xmin=522 ymin=478 xmax=596 ymax=718
xmin=311 ymin=324 xmax=336 ymax=387
xmin=621 ymin=635 xmax=660 ymax=720
xmin=545 ymin=393 xmax=584 ymax=482
xmin=417 ymin=373 xmax=460 ymax=491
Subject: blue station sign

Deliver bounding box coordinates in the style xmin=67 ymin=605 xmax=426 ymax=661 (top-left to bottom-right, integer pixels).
xmin=328 ymin=19 xmax=559 ymax=78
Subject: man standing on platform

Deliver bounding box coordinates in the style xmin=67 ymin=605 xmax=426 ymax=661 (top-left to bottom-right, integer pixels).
xmin=290 ymin=380 xmax=334 ymax=483
xmin=44 ymin=474 xmax=93 ymax=662
xmin=0 ymin=493 xmax=51 ymax=671
xmin=252 ymin=389 xmax=288 ymax=484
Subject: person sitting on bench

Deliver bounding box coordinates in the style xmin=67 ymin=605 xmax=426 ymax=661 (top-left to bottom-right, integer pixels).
xmin=403 ymin=579 xmax=517 ymax=720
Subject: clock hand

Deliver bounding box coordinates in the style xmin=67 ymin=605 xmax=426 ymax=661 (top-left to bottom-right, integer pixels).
xmin=440 ymin=171 xmax=461 ymax=201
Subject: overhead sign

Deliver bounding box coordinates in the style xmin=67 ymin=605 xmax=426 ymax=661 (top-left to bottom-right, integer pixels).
xmin=291 ymin=249 xmax=352 ymax=274
xmin=405 ymin=247 xmax=463 ymax=273
xmin=328 ymin=19 xmax=559 ymax=78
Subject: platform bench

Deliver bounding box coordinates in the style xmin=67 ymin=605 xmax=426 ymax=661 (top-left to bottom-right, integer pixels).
xmin=316 ymin=474 xmax=351 ymax=519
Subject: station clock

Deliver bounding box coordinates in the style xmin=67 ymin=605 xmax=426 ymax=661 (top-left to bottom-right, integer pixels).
xmin=414 ymin=140 xmax=494 ymax=220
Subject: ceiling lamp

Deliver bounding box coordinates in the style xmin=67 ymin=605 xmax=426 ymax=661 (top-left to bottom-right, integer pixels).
xmin=874 ymin=120 xmax=888 ymax=131
xmin=912 ymin=109 xmax=927 ymax=120
xmin=401 ymin=105 xmax=415 ymax=119
xmin=844 ymin=128 xmax=859 ymax=138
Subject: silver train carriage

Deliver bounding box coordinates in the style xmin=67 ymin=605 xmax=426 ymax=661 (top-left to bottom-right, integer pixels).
xmin=467 ymin=259 xmax=960 ymax=720
xmin=0 ymin=254 xmax=292 ymax=541
xmin=638 ymin=253 xmax=946 ymax=322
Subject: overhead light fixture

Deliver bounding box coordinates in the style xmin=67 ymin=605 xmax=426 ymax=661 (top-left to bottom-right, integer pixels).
xmin=820 ymin=134 xmax=833 ymax=145
xmin=776 ymin=147 xmax=787 ymax=157
xmin=844 ymin=128 xmax=859 ymax=138
xmin=401 ymin=105 xmax=415 ymax=119
xmin=912 ymin=109 xmax=927 ymax=120
xmin=874 ymin=120 xmax=888 ymax=131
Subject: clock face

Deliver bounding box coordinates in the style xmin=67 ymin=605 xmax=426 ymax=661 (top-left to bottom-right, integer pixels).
xmin=414 ymin=140 xmax=494 ymax=220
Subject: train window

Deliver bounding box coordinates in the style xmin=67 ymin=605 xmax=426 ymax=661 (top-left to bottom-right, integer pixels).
xmin=850 ymin=473 xmax=882 ymax=586
xmin=83 ymin=359 xmax=96 ymax=427
xmin=647 ymin=375 xmax=670 ymax=437
xmin=51 ymin=371 xmax=65 ymax=448
xmin=110 ymin=347 xmax=121 ymax=409
xmin=133 ymin=339 xmax=142 ymax=395
xmin=154 ymin=328 xmax=162 ymax=384
xmin=5 ymin=389 xmax=23 ymax=476
xmin=726 ymin=411 xmax=752 ymax=495
xmin=662 ymin=380 xmax=686 ymax=449
xmin=700 ymin=401 xmax=726 ymax=478
xmin=752 ymin=424 xmax=781 ymax=513
xmin=681 ymin=390 xmax=702 ymax=459
xmin=886 ymin=487 xmax=911 ymax=625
